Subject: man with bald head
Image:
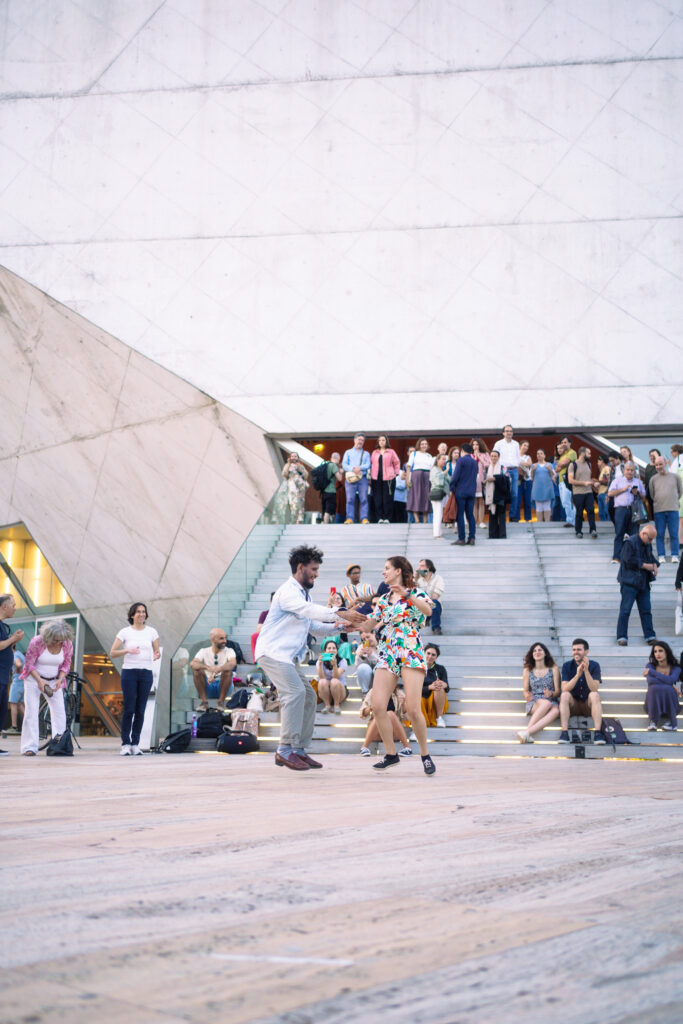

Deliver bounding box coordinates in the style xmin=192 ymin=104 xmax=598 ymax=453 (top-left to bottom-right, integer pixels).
xmin=616 ymin=523 xmax=658 ymax=646
xmin=190 ymin=628 xmax=237 ymax=710
xmin=649 ymin=456 xmax=682 ymax=564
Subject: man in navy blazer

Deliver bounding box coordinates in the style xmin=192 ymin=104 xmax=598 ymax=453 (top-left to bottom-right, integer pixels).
xmin=451 ymin=443 xmax=479 ymax=546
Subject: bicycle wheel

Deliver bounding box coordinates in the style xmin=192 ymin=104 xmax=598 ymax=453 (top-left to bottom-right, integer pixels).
xmin=38 ymin=697 xmax=50 ymax=740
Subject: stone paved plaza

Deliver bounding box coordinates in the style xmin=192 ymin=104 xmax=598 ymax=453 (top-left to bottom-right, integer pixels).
xmin=2 ymin=740 xmax=683 ymax=1024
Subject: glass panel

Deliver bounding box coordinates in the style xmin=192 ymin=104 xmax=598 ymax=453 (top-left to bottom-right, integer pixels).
xmin=168 ymin=488 xmax=287 ymax=734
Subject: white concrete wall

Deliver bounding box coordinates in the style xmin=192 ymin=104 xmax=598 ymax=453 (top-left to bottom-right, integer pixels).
xmin=0 ymin=1 xmax=681 ymax=433
xmin=0 ymin=266 xmax=279 ymax=662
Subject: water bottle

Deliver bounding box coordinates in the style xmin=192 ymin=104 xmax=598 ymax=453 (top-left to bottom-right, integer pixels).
xmin=191 ymin=713 xmax=197 ymax=738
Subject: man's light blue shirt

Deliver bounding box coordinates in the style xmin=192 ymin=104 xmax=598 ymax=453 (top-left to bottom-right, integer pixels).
xmin=342 ymin=448 xmax=370 ymax=478
xmin=255 ymin=576 xmax=337 ymax=663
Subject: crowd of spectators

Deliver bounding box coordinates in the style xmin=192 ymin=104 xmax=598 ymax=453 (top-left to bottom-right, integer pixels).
xmin=300 ymin=433 xmax=683 ymax=557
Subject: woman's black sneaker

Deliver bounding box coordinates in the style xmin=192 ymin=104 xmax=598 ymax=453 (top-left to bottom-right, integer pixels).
xmin=372 ymin=753 xmax=400 ymax=771
xmin=422 ymin=754 xmax=436 ymax=776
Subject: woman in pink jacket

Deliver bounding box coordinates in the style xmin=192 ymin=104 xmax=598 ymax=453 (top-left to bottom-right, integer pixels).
xmin=371 ymin=435 xmax=401 ymax=523
xmin=20 ymin=620 xmax=74 ymax=755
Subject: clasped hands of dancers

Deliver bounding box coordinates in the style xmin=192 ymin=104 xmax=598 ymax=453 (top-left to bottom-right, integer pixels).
xmin=255 ymin=543 xmax=436 ymax=775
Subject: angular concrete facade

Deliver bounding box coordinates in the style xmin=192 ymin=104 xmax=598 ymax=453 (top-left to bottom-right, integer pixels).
xmin=0 ymin=266 xmax=279 ymax=664
xmin=0 ymin=1 xmax=681 ymax=434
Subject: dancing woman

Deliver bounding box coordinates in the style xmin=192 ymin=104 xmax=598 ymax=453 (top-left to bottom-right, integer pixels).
xmin=346 ymin=555 xmax=436 ymax=775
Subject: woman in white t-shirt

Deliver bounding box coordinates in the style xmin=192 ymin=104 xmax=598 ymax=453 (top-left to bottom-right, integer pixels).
xmin=110 ymin=602 xmax=160 ymax=756
xmin=20 ymin=619 xmax=74 ymax=756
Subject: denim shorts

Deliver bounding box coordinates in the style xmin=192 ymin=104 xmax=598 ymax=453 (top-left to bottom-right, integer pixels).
xmin=9 ymin=677 xmax=24 ymax=702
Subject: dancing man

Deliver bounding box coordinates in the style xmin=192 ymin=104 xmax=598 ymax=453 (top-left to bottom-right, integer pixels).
xmin=256 ymin=544 xmax=350 ymax=771
xmin=346 ymin=556 xmax=436 ymax=775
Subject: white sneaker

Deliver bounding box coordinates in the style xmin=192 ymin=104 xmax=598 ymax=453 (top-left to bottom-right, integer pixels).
xmin=130 ymin=745 xmax=143 ymax=755
xmin=319 ymin=706 xmax=329 ymax=715
xmin=120 ymin=744 xmax=132 ymax=756
xmin=672 ymin=556 xmax=679 ymax=564
xmin=359 ymin=746 xmax=371 ymax=756
xmin=436 ymin=716 xmax=446 ymax=728
xmin=516 ymin=730 xmax=529 ymax=743
xmin=409 ymin=732 xmax=418 ymax=743
xmin=647 ymin=721 xmax=657 ymax=731
xmin=662 ymin=722 xmax=677 ymax=731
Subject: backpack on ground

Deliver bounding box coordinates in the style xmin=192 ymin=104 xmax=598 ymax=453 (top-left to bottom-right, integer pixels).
xmin=196 ymin=709 xmax=230 ymax=738
xmin=311 ymin=462 xmax=330 ymax=491
xmin=602 ymin=717 xmax=634 ymax=745
xmin=215 ymin=730 xmax=259 ymax=754
xmin=46 ymin=728 xmax=74 ymax=757
xmin=159 ymin=727 xmax=192 ymax=753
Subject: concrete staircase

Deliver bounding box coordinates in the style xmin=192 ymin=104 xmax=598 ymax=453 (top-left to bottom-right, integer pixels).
xmin=183 ymin=522 xmax=683 ymax=759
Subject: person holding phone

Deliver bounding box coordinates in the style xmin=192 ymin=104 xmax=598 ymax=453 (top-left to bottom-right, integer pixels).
xmin=315 ymin=639 xmax=348 ymax=714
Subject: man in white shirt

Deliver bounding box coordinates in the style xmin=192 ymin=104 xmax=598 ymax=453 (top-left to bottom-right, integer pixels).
xmin=256 ymin=544 xmax=352 ymax=770
xmin=493 ymin=425 xmax=521 ymax=522
xmin=190 ymin=628 xmax=237 ymax=711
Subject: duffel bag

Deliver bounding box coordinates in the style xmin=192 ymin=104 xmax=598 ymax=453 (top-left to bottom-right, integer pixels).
xmin=216 ymin=731 xmax=259 ymax=754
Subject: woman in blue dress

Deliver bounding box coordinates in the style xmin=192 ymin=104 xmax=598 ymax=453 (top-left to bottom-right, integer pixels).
xmin=531 ymin=448 xmax=557 ymax=522
xmin=642 ymin=641 xmax=681 ymax=731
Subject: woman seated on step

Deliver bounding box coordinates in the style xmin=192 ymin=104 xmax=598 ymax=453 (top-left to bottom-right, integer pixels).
xmin=517 ymin=642 xmax=561 ymax=744
xmin=359 ymin=685 xmax=411 ymax=757
xmin=642 ymin=641 xmax=681 ymax=732
xmin=313 ymin=639 xmax=348 ymax=715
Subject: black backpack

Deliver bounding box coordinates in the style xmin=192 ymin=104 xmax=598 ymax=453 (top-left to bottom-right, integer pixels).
xmin=226 ymin=687 xmax=250 ymax=709
xmin=602 ymin=717 xmax=633 ymax=745
xmin=159 ymin=727 xmax=192 ymax=753
xmin=226 ymin=638 xmax=245 ymax=664
xmin=216 ymin=731 xmax=259 ymax=754
xmin=46 ymin=728 xmax=74 ymax=757
xmin=196 ymin=709 xmax=230 ymax=738
xmin=311 ymin=462 xmax=330 ymax=491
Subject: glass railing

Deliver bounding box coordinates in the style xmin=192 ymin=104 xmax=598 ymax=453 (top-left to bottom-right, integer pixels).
xmin=166 ymin=487 xmax=289 ymax=735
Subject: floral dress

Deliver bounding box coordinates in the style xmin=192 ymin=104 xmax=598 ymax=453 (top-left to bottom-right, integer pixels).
xmin=273 ymin=464 xmax=308 ymax=523
xmin=370 ymin=588 xmax=432 ymax=674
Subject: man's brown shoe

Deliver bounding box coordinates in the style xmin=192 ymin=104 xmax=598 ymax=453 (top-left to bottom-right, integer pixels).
xmin=275 ymin=751 xmax=309 ymax=771
xmin=298 ymin=753 xmax=323 ymax=768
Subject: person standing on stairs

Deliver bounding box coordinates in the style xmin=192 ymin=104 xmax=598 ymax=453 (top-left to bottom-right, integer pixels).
xmin=344 ymin=556 xmax=436 ymax=776
xmin=256 ymin=544 xmax=353 ymax=771
xmin=568 ymin=446 xmax=598 ymax=539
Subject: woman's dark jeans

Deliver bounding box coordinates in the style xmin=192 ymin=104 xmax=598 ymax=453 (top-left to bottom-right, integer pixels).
xmin=120 ymin=668 xmax=154 ymax=745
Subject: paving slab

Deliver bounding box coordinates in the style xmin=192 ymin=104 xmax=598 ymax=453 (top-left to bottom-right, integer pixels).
xmin=2 ymin=740 xmax=683 ymax=1024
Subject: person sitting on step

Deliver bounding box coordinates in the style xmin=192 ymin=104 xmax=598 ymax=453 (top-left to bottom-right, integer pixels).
xmin=558 ymin=638 xmax=605 ymax=744
xmin=359 ymin=686 xmax=411 ymax=757
xmin=314 ymin=639 xmax=348 ymax=715
xmin=517 ymin=642 xmax=560 ymax=743
xmin=416 ymin=559 xmax=445 ymax=635
xmin=190 ymin=629 xmax=237 ymax=711
xmin=355 ymin=630 xmax=379 ymax=694
xmin=642 ymin=641 xmax=681 ymax=732
xmin=341 ymin=563 xmax=375 ymax=612
xmin=420 ymin=643 xmax=449 ymax=729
